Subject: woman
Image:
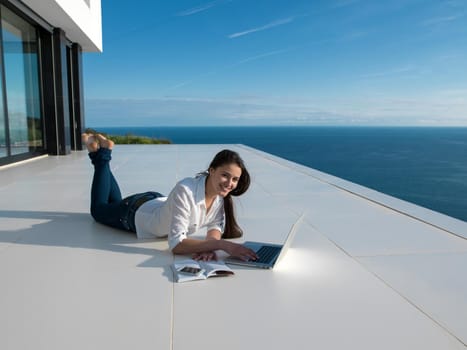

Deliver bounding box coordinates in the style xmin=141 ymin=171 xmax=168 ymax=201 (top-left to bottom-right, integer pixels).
xmin=83 ymin=133 xmax=258 ymax=262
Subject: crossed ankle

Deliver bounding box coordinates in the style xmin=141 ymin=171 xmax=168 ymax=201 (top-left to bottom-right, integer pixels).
xmin=82 ymin=133 xmax=99 ymax=152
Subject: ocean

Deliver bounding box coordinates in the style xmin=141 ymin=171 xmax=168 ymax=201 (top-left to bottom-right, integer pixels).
xmin=99 ymin=126 xmax=467 ymax=222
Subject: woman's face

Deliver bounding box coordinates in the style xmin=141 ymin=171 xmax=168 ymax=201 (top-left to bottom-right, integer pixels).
xmin=208 ymin=163 xmax=242 ymax=197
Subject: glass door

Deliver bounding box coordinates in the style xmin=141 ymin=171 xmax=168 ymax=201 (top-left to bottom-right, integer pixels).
xmin=0 ymin=5 xmax=43 ymax=158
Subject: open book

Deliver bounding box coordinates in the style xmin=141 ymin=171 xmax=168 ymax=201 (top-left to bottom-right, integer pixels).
xmin=172 ymin=259 xmax=234 ymax=283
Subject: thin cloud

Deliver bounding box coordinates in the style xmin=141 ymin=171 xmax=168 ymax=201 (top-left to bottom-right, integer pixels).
xmin=228 ymin=17 xmax=295 ymax=39
xmin=176 ymin=0 xmax=231 ymax=16
xmin=231 ymin=48 xmax=292 ymax=67
xmin=331 ymin=0 xmax=361 ymax=9
xmin=167 ymin=70 xmax=218 ymax=91
xmin=445 ymin=0 xmax=465 ymax=8
xmin=360 ymin=66 xmax=416 ymax=78
xmin=167 ymin=49 xmax=292 ymax=91
xmin=342 ymin=30 xmax=368 ymax=41
xmin=167 ymin=81 xmax=193 ymax=90
xmin=421 ymin=14 xmax=463 ymax=26
xmin=86 ymin=93 xmax=467 ymax=127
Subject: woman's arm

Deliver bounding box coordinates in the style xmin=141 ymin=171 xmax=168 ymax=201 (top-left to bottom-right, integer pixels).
xmin=190 ymin=229 xmax=221 ymax=261
xmin=172 ymin=234 xmax=258 ymax=261
xmin=193 ymin=229 xmax=246 ymax=261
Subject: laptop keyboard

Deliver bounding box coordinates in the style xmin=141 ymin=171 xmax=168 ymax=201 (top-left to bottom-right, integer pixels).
xmin=255 ymin=245 xmax=281 ymax=264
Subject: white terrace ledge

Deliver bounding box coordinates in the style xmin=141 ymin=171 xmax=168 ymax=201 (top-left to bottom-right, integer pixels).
xmin=1 ymin=144 xmax=466 ymax=350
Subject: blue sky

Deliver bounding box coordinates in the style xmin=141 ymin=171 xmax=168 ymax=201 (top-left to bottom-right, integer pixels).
xmin=83 ymin=0 xmax=467 ymax=127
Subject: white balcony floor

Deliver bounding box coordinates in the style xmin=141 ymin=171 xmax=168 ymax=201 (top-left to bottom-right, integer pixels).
xmin=1 ymin=145 xmax=466 ymax=350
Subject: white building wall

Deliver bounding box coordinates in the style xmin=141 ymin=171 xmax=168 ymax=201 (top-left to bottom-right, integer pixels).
xmin=21 ymin=0 xmax=102 ymax=52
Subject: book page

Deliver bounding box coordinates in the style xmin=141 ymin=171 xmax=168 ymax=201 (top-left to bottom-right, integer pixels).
xmin=172 ymin=259 xmax=206 ymax=282
xmin=199 ymin=260 xmax=234 ymax=278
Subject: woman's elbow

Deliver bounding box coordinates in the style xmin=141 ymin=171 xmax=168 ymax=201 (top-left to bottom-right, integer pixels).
xmin=171 ymin=241 xmax=186 ymax=255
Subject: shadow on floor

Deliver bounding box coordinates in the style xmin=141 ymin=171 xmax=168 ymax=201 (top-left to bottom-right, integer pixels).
xmin=0 ymin=210 xmax=171 ymax=270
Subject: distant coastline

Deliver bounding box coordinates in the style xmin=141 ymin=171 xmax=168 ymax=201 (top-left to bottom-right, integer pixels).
xmin=96 ymin=125 xmax=467 ymax=222
xmin=107 ymin=133 xmax=171 ymax=144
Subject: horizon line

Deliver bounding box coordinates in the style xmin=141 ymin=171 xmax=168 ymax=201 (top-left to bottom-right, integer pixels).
xmin=89 ymin=124 xmax=467 ymax=128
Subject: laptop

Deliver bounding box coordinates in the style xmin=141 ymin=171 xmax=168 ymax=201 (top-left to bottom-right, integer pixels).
xmin=225 ymin=214 xmax=304 ymax=269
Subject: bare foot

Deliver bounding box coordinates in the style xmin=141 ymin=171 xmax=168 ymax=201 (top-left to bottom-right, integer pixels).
xmin=82 ymin=133 xmax=99 ymax=152
xmin=96 ymin=134 xmax=114 ymax=149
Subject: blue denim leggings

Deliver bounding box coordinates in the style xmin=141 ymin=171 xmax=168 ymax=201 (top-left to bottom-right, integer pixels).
xmin=89 ymin=148 xmax=162 ymax=232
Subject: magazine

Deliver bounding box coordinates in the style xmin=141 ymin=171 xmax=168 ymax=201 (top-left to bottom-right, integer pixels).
xmin=172 ymin=259 xmax=234 ymax=283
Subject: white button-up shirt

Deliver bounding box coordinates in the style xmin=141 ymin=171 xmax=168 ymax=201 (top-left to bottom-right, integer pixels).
xmin=134 ymin=174 xmax=225 ymax=250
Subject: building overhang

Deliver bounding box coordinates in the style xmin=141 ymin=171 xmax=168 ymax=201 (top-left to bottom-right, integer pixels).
xmin=20 ymin=0 xmax=102 ymax=52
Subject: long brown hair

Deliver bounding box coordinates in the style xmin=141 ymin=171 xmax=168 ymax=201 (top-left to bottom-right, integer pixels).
xmin=207 ymin=149 xmax=250 ymax=239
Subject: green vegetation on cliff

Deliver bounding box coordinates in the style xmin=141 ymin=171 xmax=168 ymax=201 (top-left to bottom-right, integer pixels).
xmin=108 ymin=134 xmax=171 ymax=145
xmin=84 ymin=128 xmax=171 ymax=145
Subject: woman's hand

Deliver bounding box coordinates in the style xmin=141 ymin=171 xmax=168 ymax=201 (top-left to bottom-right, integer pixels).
xmin=221 ymin=241 xmax=258 ymax=261
xmin=192 ymin=251 xmax=217 ymax=261
xmin=172 ymin=237 xmax=258 ymax=262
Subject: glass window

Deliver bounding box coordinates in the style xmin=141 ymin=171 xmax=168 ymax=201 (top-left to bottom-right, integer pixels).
xmin=1 ymin=5 xmax=42 ymax=157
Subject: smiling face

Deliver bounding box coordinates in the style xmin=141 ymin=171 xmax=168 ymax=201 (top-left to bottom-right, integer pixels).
xmin=206 ymin=163 xmax=242 ymax=197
